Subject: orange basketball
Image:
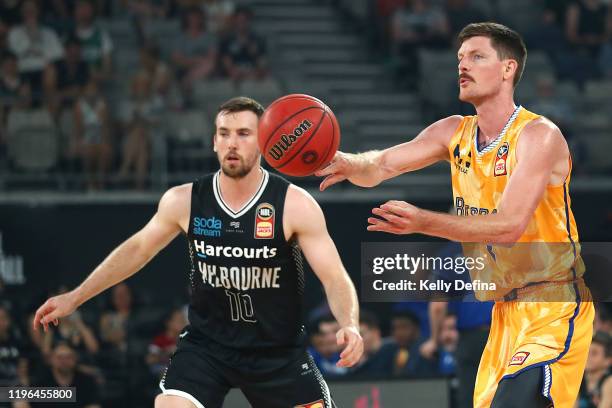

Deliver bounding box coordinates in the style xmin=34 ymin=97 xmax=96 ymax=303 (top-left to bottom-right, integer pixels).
xmin=258 ymin=94 xmax=340 ymax=177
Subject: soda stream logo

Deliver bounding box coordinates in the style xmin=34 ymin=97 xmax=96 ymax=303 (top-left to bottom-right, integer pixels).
xmin=193 ymin=217 xmax=222 ymax=237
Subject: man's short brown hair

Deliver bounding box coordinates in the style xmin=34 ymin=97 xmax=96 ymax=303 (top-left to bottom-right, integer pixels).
xmin=217 ymin=96 xmax=264 ymax=118
xmin=458 ymin=22 xmax=527 ymax=87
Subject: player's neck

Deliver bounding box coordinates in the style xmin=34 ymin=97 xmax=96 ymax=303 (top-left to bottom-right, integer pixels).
xmin=474 ymin=95 xmax=517 ymax=143
xmin=218 ymin=166 xmax=264 ymax=211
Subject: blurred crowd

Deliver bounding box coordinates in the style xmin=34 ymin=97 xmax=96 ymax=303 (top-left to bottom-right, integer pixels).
xmin=2 ymin=273 xmax=611 ymax=407
xmin=0 ymin=0 xmax=268 ymax=190
xmin=374 ymin=0 xmax=612 ymax=88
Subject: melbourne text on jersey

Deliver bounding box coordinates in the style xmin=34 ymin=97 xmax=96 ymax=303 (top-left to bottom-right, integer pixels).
xmin=193 ymin=239 xmax=281 ymax=290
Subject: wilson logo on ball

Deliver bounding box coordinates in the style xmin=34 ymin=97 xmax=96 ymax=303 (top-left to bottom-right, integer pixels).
xmin=268 ymin=119 xmax=313 ymax=161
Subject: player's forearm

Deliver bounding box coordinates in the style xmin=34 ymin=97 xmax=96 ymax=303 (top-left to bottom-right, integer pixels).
xmin=419 ymin=210 xmax=524 ymax=243
xmin=347 ymin=150 xmax=388 ymax=188
xmin=72 ymin=236 xmax=153 ymax=307
xmin=323 ymin=274 xmax=359 ymax=329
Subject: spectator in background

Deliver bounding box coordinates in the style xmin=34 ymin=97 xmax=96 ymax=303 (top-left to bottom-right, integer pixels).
xmin=0 ymin=50 xmax=31 ymax=129
xmin=375 ymin=0 xmax=408 ymax=48
xmin=351 ymin=309 xmax=397 ymax=378
xmin=172 ymin=6 xmax=217 ymax=104
xmin=595 ymin=303 xmax=612 ymax=337
xmin=220 ymin=6 xmax=268 ymax=81
xmin=445 ymin=0 xmax=486 ymax=39
xmin=308 ymin=314 xmax=348 ymax=378
xmin=73 ymin=79 xmax=112 ymax=191
xmin=419 ymin=242 xmax=493 ymax=408
xmin=122 ymin=0 xmax=171 ymax=44
xmin=545 ymin=0 xmax=573 ymax=29
xmin=436 ymin=313 xmax=457 ymax=376
xmin=203 ymin=0 xmax=235 ymax=35
xmin=137 ymin=44 xmax=172 ymax=105
xmin=46 ymin=36 xmax=90 ymax=118
xmin=531 ymin=75 xmax=575 ymax=136
xmin=8 ymin=0 xmax=63 ymax=105
xmin=577 ymin=332 xmax=612 ymax=408
xmin=145 ymin=309 xmax=186 ymax=378
xmin=0 ymin=305 xmax=30 ymax=387
xmin=390 ymin=310 xmax=435 ymax=376
xmin=33 ymin=342 xmax=101 ymax=408
xmin=564 ymin=0 xmax=612 ymax=84
xmin=118 ymin=71 xmax=163 ymax=189
xmin=566 ymin=0 xmax=612 ymax=59
xmin=99 ymin=283 xmax=134 ymax=351
xmin=41 ymin=309 xmax=99 ymax=367
xmin=0 ymin=17 xmax=9 ymax=54
xmin=71 ymin=0 xmax=113 ymax=83
xmin=391 ymin=0 xmax=449 ymax=88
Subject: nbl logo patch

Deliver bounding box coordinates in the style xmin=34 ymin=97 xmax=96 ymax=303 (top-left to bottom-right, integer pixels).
xmin=509 ymin=351 xmax=530 ymax=366
xmin=295 ymin=400 xmax=324 ymax=408
xmin=254 ymin=203 xmax=275 ymax=239
xmin=494 ymin=142 xmax=509 ymax=177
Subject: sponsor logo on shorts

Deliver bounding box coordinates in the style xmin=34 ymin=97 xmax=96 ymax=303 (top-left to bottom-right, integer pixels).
xmin=509 ymin=351 xmax=530 ymax=366
xmin=295 ymin=400 xmax=324 ymax=408
xmin=254 ymin=203 xmax=275 ymax=239
xmin=494 ymin=142 xmax=509 ymax=177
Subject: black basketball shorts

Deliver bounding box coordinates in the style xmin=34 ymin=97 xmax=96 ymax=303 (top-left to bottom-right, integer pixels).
xmin=159 ymin=328 xmax=336 ymax=408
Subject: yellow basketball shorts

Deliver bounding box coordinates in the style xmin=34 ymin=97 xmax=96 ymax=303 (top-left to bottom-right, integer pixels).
xmin=474 ymin=285 xmax=594 ymax=408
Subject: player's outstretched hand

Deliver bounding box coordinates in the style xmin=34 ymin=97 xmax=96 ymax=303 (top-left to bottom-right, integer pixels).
xmin=336 ymin=326 xmax=363 ymax=368
xmin=368 ymin=200 xmax=422 ymax=235
xmin=315 ymin=151 xmax=354 ymax=191
xmin=33 ymin=291 xmax=79 ymax=332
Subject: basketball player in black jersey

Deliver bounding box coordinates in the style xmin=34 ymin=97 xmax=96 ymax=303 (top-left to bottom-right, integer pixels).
xmin=33 ymin=97 xmax=363 ymax=408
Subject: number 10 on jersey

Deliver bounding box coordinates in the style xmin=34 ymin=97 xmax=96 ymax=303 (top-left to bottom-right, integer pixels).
xmin=225 ymin=290 xmax=257 ymax=323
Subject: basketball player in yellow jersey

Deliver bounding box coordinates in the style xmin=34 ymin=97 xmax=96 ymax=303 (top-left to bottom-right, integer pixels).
xmin=317 ymin=22 xmax=594 ymax=408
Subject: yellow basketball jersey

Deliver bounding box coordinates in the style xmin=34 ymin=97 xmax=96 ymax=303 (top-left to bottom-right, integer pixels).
xmin=448 ymin=106 xmax=584 ymax=299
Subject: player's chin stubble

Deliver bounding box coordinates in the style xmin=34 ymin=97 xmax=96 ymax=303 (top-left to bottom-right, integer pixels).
xmin=221 ymin=157 xmax=255 ymax=179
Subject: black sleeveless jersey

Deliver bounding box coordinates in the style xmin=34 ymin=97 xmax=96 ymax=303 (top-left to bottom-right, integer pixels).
xmin=185 ymin=169 xmax=306 ymax=351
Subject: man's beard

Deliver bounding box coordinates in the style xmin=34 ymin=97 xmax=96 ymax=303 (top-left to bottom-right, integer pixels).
xmin=221 ymin=155 xmax=256 ymax=179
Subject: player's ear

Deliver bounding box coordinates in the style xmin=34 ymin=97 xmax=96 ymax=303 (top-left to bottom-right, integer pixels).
xmin=503 ymin=59 xmax=518 ymax=81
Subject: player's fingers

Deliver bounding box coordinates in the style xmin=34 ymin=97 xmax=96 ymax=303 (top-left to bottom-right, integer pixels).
xmin=33 ymin=302 xmax=54 ymax=331
xmin=336 ymin=330 xmax=346 ymax=346
xmin=319 ymin=174 xmax=347 ymax=191
xmin=367 ymin=222 xmax=401 ymax=234
xmin=339 ymin=337 xmax=362 ymax=367
xmin=314 ymin=152 xmax=344 ymax=177
xmin=371 ymin=208 xmax=402 ymax=224
xmin=314 ymin=162 xmax=337 ymax=177
xmin=380 ymin=203 xmax=407 ymax=217
xmin=386 ymin=200 xmax=409 ymax=208
xmin=339 ymin=334 xmax=357 ymax=359
xmin=41 ymin=310 xmax=61 ymax=328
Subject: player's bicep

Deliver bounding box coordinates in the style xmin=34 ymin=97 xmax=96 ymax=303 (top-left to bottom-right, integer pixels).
xmin=287 ymin=187 xmax=346 ymax=286
xmin=133 ymin=187 xmax=187 ymax=257
xmin=497 ymin=123 xmax=562 ymax=229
